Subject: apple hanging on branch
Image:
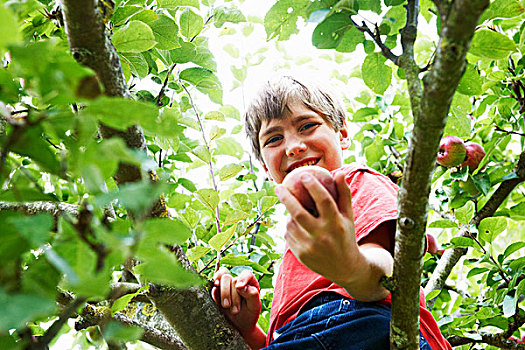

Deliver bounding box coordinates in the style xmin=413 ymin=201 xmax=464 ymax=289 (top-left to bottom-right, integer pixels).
xmin=437 ymin=136 xmax=467 ymax=167
xmin=460 ymin=142 xmax=486 ymax=172
xmin=282 ymin=165 xmax=338 ymax=216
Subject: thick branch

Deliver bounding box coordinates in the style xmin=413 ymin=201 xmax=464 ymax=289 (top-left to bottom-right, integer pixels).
xmin=76 ymin=304 xmax=187 ymax=350
xmin=61 ymin=0 xmax=147 ymax=186
xmin=425 ymin=149 xmax=525 ymax=305
xmin=391 ymin=1 xmax=489 ymax=349
xmin=398 ymin=0 xmax=422 ymax=115
xmin=148 ymin=284 xmax=250 ymax=350
xmin=0 ymin=200 xmax=78 ymax=217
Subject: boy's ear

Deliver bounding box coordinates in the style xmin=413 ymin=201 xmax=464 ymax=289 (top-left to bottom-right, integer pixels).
xmin=339 ymin=121 xmax=350 ymax=150
xmin=262 ymin=163 xmax=274 ymax=181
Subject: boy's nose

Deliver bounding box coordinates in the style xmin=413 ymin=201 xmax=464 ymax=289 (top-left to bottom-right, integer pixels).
xmin=285 ymin=139 xmax=307 ymax=157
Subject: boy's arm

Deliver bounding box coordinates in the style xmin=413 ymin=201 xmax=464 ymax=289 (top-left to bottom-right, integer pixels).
xmin=275 ymin=171 xmax=394 ymax=302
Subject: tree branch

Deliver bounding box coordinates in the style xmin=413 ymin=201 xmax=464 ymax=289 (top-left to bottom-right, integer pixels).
xmin=0 ymin=200 xmax=78 ymax=217
xmin=76 ymin=304 xmax=187 ymax=350
xmin=391 ymin=0 xmax=490 ymax=348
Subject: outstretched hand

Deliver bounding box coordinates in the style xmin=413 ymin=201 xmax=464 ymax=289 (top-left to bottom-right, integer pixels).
xmin=211 ymin=268 xmax=262 ymax=335
xmin=275 ymin=170 xmax=362 ymax=285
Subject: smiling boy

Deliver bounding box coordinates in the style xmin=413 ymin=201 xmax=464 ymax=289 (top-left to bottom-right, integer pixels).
xmin=212 ymin=76 xmax=451 ymax=350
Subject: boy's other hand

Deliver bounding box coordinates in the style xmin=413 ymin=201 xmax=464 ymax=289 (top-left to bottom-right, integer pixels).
xmin=275 ymin=170 xmax=361 ymax=286
xmin=211 ymin=268 xmax=262 ymax=335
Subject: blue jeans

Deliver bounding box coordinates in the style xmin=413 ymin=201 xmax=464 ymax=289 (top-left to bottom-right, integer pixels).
xmin=264 ymin=292 xmax=432 ymax=350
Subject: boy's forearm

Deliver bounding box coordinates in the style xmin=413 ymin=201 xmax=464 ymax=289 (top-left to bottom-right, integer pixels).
xmin=240 ymin=324 xmax=267 ymax=350
xmin=338 ymin=244 xmax=393 ymax=301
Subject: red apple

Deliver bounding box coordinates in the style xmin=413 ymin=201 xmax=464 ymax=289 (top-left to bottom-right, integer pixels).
xmin=282 ymin=165 xmax=338 ymax=216
xmin=437 ymin=136 xmax=467 ymax=167
xmin=460 ymin=142 xmax=485 ymax=171
xmin=426 ymin=233 xmax=443 ymax=255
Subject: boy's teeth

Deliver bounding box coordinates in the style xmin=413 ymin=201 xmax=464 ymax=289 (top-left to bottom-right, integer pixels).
xmin=292 ymin=160 xmax=317 ymax=170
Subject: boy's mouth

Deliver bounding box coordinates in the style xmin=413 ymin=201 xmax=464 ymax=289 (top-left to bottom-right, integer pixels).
xmin=285 ymin=158 xmax=320 ymax=173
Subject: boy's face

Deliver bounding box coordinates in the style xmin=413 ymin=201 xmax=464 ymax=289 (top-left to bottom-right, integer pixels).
xmin=258 ymin=100 xmax=350 ymax=184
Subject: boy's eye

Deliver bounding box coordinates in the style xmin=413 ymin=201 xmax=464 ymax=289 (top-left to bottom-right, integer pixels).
xmin=264 ymin=135 xmax=282 ymax=146
xmin=300 ymin=122 xmax=318 ymax=132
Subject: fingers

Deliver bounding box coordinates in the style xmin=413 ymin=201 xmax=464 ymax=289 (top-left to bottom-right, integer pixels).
xmin=212 ymin=269 xmax=260 ymax=315
xmin=275 ymin=185 xmax=311 ymax=223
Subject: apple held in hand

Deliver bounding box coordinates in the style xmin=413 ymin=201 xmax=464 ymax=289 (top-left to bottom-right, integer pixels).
xmin=437 ymin=136 xmax=467 ymax=167
xmin=282 ymin=165 xmax=338 ymax=216
xmin=460 ymin=142 xmax=485 ymax=171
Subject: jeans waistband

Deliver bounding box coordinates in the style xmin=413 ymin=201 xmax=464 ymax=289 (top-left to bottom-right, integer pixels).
xmin=299 ymin=292 xmax=348 ymax=315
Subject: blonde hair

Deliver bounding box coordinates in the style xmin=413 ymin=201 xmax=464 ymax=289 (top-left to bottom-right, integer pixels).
xmin=244 ymin=75 xmax=346 ymax=162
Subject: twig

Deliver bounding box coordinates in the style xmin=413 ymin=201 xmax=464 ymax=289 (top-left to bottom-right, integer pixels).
xmin=350 ymin=18 xmax=400 ymax=66
xmin=36 ymin=297 xmax=86 ymax=348
xmin=181 ymin=84 xmax=223 ymax=271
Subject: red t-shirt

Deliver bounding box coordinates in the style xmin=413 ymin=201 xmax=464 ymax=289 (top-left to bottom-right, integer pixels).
xmin=267 ymin=164 xmax=451 ymax=350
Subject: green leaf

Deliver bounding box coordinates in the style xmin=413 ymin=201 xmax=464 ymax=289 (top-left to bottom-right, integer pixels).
xmin=213 ymin=5 xmax=246 ymax=27
xmin=0 ymin=289 xmax=56 ymax=332
xmin=428 ymin=219 xmax=458 ymax=228
xmin=312 ymin=12 xmax=353 ymax=49
xmin=224 ymin=210 xmax=249 ymax=226
xmin=158 ymin=0 xmax=199 ymax=9
xmin=444 ymin=110 xmax=471 ymax=138
xmin=192 ymin=145 xmax=211 ymax=163
xmin=179 ymin=8 xmax=203 ymax=39
xmin=336 ymin=25 xmax=365 ymax=53
xmin=455 ymin=201 xmax=474 ymax=225
xmin=503 ymin=241 xmax=525 ymax=259
xmin=121 ymin=52 xmax=149 ymax=78
xmin=450 ymin=236 xmax=477 ymax=248
xmin=219 ymin=163 xmax=243 ymax=181
xmin=425 ymin=289 xmax=441 ymax=301
xmin=469 ymin=29 xmax=517 ymax=60
xmin=8 ymin=214 xmax=53 ymax=248
xmin=143 ymin=218 xmax=191 ymax=245
xmin=264 ymin=0 xmax=311 ymax=40
xmin=8 ymin=125 xmax=62 ymax=175
xmin=149 ymin=15 xmax=181 ymax=50
xmin=179 ymin=67 xmax=223 ymax=104
xmin=86 ymin=96 xmax=159 ymax=132
xmin=186 ymin=246 xmax=211 ymax=262
xmin=0 ymin=4 xmax=21 ymax=49
xmin=382 ymin=5 xmax=406 ymax=35
xmin=362 ymin=52 xmax=392 ymax=94
xmin=215 ymin=137 xmax=244 ymax=159
xmin=466 ymin=267 xmax=489 ymax=279
xmin=457 ymin=64 xmax=483 ymax=96
xmin=478 ymin=217 xmax=507 ymax=242
xmin=134 ymin=248 xmax=202 ymax=287
xmin=261 ymin=196 xmax=279 ymax=213
xmin=209 ymin=224 xmax=237 ymax=251
xmin=111 ymin=285 xmax=149 ymax=316
xmin=102 ymin=320 xmax=144 ymax=342
xmin=112 ymin=21 xmax=157 ymax=53
xmin=195 ymin=188 xmax=219 ymax=211
xmin=516 ymin=278 xmax=525 ymax=299
xmin=220 ymin=254 xmax=271 ymax=274
xmin=170 ymin=41 xmax=197 ymax=63
xmin=479 ymin=0 xmax=524 ymax=23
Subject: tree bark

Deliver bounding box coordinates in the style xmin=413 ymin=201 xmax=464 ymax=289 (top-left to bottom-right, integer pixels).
xmin=391 ymin=0 xmax=489 ymax=348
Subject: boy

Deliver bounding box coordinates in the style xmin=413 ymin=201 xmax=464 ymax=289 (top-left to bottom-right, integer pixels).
xmin=212 ymin=76 xmax=451 ymax=350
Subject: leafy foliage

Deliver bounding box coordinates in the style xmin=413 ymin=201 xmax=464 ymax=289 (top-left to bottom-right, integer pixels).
xmin=0 ymin=0 xmax=525 ymax=349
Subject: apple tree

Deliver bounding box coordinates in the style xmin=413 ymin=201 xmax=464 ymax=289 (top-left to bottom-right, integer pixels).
xmin=1 ymin=0 xmax=525 ymax=349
